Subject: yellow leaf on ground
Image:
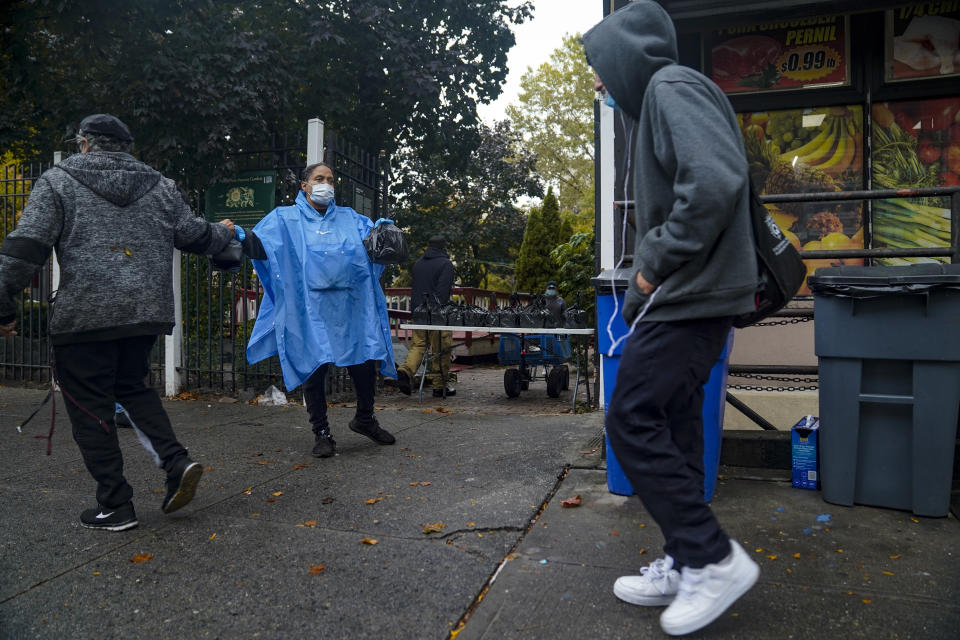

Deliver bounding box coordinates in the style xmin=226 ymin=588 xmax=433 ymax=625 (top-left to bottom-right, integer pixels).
xmin=466 ymin=522 xmax=476 ymax=527
xmin=889 ymin=554 xmax=901 ymax=559
xmin=422 ymin=522 xmax=446 ymax=534
xmin=361 ymin=538 xmax=378 ymax=545
xmin=130 ymin=553 xmax=153 ymax=563
xmin=209 ymin=533 xmax=217 ymax=541
xmin=272 ymin=491 xmax=283 ymax=497
xmin=793 ymin=553 xmax=801 ymax=559
xmin=203 ymin=467 xmax=214 ymax=472
xmin=365 ymin=497 xmax=382 ymax=505
xmin=882 ymin=571 xmax=894 ymax=575
xmin=293 ymin=464 xmax=308 ymax=470
xmin=308 ymin=564 xmax=326 ymax=575
xmin=304 ymin=520 xmax=318 ymax=527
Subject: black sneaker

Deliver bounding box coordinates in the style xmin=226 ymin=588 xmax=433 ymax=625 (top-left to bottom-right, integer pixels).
xmin=433 ymin=388 xmax=456 ymax=398
xmin=162 ymin=460 xmax=203 ymax=514
xmin=349 ymin=418 xmax=396 ymax=445
xmin=396 ymin=370 xmax=411 ymax=396
xmin=80 ymin=502 xmax=138 ymax=531
xmin=312 ymin=435 xmax=337 ymax=458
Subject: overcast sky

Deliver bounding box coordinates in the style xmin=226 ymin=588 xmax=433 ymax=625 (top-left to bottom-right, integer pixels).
xmin=477 ymin=0 xmax=604 ymax=124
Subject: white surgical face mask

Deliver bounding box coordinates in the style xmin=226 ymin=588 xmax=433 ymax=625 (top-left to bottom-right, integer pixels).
xmin=309 ymin=183 xmax=334 ymax=206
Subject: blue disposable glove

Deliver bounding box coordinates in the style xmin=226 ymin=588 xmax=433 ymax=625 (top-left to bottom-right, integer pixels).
xmin=234 ymin=224 xmax=246 ymax=242
xmin=373 ymin=218 xmax=394 ymax=227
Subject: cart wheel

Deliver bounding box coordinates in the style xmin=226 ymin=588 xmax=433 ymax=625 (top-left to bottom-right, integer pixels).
xmin=560 ymin=365 xmax=570 ymax=390
xmin=504 ymin=369 xmax=522 ymax=398
xmin=519 ymin=365 xmax=531 ymax=390
xmin=546 ymin=367 xmax=563 ymax=398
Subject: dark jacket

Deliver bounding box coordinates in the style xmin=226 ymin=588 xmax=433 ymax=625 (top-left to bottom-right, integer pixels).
xmin=410 ymin=247 xmax=454 ymax=308
xmin=0 ymin=151 xmax=233 ymax=344
xmin=582 ymin=1 xmax=758 ymax=324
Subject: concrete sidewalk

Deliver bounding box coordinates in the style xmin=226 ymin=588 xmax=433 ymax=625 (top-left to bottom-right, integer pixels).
xmin=1 ymin=387 xmax=957 ymax=639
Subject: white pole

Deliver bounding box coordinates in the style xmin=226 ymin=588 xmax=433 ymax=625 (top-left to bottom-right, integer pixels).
xmin=307 ymin=118 xmax=325 ymax=165
xmin=165 ymin=250 xmax=183 ymax=396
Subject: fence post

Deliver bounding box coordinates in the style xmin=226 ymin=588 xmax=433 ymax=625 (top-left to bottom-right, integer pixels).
xmin=307 ymin=118 xmax=324 ymax=165
xmin=165 ymin=250 xmax=183 ymax=396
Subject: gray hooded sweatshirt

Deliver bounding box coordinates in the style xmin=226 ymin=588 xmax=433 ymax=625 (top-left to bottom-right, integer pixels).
xmin=583 ymin=0 xmax=758 ymax=324
xmin=0 ymin=151 xmax=233 ymax=344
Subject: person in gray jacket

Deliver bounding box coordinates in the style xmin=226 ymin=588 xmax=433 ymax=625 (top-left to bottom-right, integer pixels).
xmin=583 ymin=3 xmax=760 ymax=636
xmin=0 ymin=114 xmax=234 ymax=532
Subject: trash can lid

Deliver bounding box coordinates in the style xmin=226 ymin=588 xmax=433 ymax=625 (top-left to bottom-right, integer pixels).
xmin=808 ymin=264 xmax=960 ymax=287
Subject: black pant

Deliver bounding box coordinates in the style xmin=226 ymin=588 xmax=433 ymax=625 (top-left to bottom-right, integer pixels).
xmin=54 ymin=335 xmax=188 ymax=509
xmin=302 ymin=360 xmax=377 ymax=436
xmin=605 ymin=317 xmax=733 ymax=569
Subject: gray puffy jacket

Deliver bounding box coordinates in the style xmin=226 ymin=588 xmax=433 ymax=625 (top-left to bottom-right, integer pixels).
xmin=0 ymin=151 xmax=233 ymax=344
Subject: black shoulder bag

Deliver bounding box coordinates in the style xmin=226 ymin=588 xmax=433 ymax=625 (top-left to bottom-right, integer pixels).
xmin=732 ymin=181 xmax=806 ymax=329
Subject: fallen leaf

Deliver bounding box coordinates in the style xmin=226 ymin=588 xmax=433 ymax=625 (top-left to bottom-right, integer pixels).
xmin=361 ymin=538 xmax=378 ymax=545
xmin=889 ymin=554 xmax=901 ymax=559
xmin=249 ymin=513 xmax=260 ymax=517
xmin=130 ymin=553 xmax=153 ymax=563
xmin=304 ymin=520 xmax=318 ymax=527
xmin=638 ymin=548 xmax=648 ymax=556
xmin=322 ymin=497 xmax=335 ymax=504
xmin=257 ymin=461 xmax=269 ymax=465
xmin=308 ymin=564 xmax=326 ymax=575
xmin=609 ymin=530 xmax=620 ymax=536
xmin=272 ymin=491 xmax=284 ymax=497
xmin=293 ymin=464 xmax=308 ymax=470
xmin=266 ymin=498 xmax=277 ymax=503
xmin=793 ymin=553 xmax=801 ymax=559
xmin=203 ymin=467 xmax=214 ymax=472
xmin=466 ymin=521 xmax=476 ymax=527
xmin=766 ymin=555 xmax=777 ymax=561
xmin=365 ymin=497 xmax=382 ymax=505
xmin=92 ymin=571 xmax=101 ymax=575
xmin=420 ymin=481 xmax=431 ymax=486
xmin=409 ymin=482 xmax=419 ymax=486
xmin=242 ymin=488 xmax=253 ymax=495
xmin=882 ymin=570 xmax=894 ymax=576
xmin=836 ymin=549 xmax=844 ymax=553
xmin=561 ymin=495 xmax=582 ymax=508
xmin=862 ymin=599 xmax=872 ymax=604
xmin=209 ymin=533 xmax=217 ymax=541
xmin=422 ymin=522 xmax=446 ymax=534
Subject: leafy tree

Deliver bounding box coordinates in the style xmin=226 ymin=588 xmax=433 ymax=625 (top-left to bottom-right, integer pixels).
xmin=515 ymin=191 xmax=561 ymax=294
xmin=551 ymin=232 xmax=596 ymax=327
xmin=392 ymin=120 xmax=542 ymax=289
xmin=0 ymin=0 xmax=533 ymax=189
xmin=558 ymin=217 xmax=574 ymax=245
xmin=506 ymin=34 xmax=595 ymax=226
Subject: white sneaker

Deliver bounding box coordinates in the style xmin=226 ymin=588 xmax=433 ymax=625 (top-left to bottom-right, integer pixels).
xmin=613 ymin=556 xmax=681 ymax=606
xmin=659 ymin=540 xmax=759 ymax=636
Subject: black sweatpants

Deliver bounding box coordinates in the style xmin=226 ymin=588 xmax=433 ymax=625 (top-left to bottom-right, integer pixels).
xmin=54 ymin=335 xmax=188 ymax=509
xmin=605 ymin=317 xmax=734 ymax=569
xmin=302 ymin=360 xmax=377 ymax=436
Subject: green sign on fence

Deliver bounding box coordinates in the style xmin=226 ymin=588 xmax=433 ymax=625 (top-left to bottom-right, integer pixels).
xmin=204 ymin=171 xmax=276 ymax=228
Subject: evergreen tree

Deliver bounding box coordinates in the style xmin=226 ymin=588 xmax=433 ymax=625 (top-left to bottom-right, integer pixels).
xmin=558 ymin=217 xmax=574 ymax=246
xmin=515 ymin=197 xmax=558 ymax=294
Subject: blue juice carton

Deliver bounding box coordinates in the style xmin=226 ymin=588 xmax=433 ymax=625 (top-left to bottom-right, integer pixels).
xmin=791 ymin=415 xmax=820 ymax=490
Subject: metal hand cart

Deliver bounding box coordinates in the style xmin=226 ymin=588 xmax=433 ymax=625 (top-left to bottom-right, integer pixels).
xmin=498 ymin=333 xmax=572 ymax=398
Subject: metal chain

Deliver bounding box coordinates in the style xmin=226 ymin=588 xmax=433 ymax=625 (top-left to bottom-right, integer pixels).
xmin=729 ymin=384 xmax=819 ymax=392
xmin=729 ymin=373 xmax=817 ymax=383
xmin=753 ymin=316 xmax=813 ymax=327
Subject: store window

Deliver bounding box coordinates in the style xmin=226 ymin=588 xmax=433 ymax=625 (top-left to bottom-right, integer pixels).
xmin=739 ymin=105 xmax=864 ymax=293
xmin=871 ymin=98 xmax=959 ymax=264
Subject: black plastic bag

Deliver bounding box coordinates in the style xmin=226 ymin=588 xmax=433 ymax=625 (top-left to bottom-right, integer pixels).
xmin=363 ymin=221 xmax=408 ymax=265
xmin=439 ymin=300 xmax=462 ymax=326
xmin=563 ymin=293 xmax=589 ymax=329
xmin=210 ymin=239 xmax=243 ymax=273
xmin=496 ymin=293 xmax=522 ymax=328
xmin=411 ymin=295 xmax=437 ymax=325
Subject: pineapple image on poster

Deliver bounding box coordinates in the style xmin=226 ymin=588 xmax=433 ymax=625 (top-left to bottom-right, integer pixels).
xmin=739 ymin=106 xmax=864 ymax=294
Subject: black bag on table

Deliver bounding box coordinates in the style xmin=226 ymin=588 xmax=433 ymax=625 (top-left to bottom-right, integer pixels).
xmin=517 ymin=295 xmax=550 ymax=329
xmin=563 ymin=293 xmax=589 ymax=329
xmin=732 ymin=181 xmax=806 ymax=328
xmin=363 ymin=220 xmax=409 ymax=265
xmin=438 ymin=300 xmax=463 ymax=326
xmin=496 ymin=293 xmax=522 ymax=328
xmin=411 ymin=296 xmax=437 ymax=325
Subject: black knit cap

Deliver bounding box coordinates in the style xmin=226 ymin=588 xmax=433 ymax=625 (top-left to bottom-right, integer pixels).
xmin=428 ymin=235 xmax=446 ymax=250
xmin=78 ymin=114 xmax=134 ymax=142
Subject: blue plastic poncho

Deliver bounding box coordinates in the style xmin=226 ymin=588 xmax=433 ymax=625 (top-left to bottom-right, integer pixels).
xmin=245 ymin=191 xmax=396 ymax=390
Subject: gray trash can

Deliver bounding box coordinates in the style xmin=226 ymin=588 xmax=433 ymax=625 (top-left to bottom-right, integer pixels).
xmin=809 ymin=264 xmax=960 ymax=517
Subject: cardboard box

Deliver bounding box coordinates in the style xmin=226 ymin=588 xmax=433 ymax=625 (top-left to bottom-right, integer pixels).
xmin=791 ymin=416 xmax=820 ymax=490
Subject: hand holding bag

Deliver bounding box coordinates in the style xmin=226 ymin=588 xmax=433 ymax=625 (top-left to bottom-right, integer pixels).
xmin=209 ymin=239 xmax=244 ymax=273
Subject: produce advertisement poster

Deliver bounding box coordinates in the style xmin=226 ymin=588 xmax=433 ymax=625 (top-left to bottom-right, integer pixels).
xmin=885 ymin=3 xmax=960 ymax=82
xmin=871 ymin=98 xmax=959 ymax=265
xmin=204 ymin=171 xmax=276 ymax=228
xmin=709 ymin=16 xmax=848 ymax=94
xmin=738 ymin=106 xmax=863 ymax=294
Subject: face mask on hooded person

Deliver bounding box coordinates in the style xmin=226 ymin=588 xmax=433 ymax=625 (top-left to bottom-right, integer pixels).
xmin=309 ymin=183 xmax=335 ymax=206
xmin=603 ymin=91 xmax=621 ymax=111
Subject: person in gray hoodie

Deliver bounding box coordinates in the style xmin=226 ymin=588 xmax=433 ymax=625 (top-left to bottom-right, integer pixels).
xmin=583 ymin=3 xmax=760 ymax=636
xmin=0 ymin=114 xmax=234 ymax=532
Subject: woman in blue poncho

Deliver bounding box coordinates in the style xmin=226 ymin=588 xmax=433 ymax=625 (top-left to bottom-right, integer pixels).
xmin=226 ymin=163 xmax=397 ymax=458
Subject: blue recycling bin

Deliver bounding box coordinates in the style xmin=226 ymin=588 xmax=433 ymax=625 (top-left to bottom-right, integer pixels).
xmin=598 ymin=293 xmax=732 ymax=502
